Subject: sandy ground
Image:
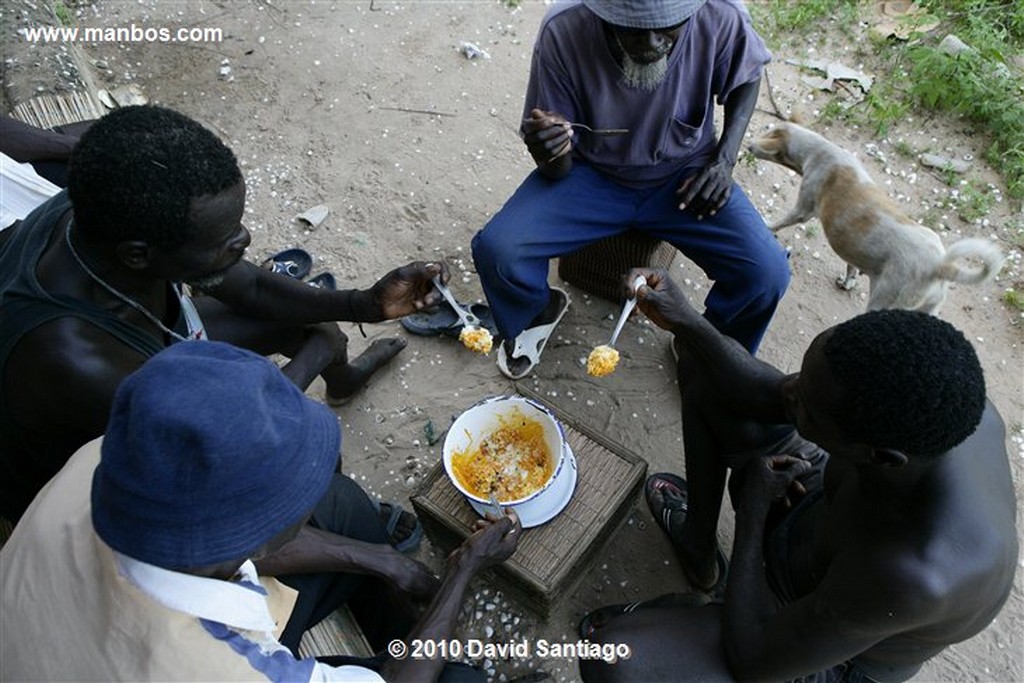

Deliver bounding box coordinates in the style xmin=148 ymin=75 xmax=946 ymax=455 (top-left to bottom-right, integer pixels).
xmin=4 ymin=1 xmax=1022 ymax=681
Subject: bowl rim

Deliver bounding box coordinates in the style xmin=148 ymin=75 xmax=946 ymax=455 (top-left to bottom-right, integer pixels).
xmin=443 ymin=395 xmax=566 ymax=506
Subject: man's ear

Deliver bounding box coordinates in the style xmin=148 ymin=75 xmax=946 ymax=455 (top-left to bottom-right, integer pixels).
xmin=115 ymin=241 xmax=153 ymax=271
xmin=871 ymin=448 xmax=909 ymax=468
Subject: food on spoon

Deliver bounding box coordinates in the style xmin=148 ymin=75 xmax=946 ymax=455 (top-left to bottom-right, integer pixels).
xmin=450 ymin=407 xmax=553 ymax=501
xmin=587 ymin=344 xmax=620 ymax=377
xmin=459 ymin=326 xmax=493 ymax=354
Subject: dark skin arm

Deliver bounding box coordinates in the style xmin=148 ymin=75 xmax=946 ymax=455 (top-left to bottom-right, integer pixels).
xmin=523 ymin=108 xmax=573 ymax=180
xmin=204 ymin=259 xmax=447 ymax=324
xmin=626 ymin=267 xmax=789 ymax=422
xmin=380 ymin=512 xmax=522 ymax=683
xmin=677 ymin=78 xmax=761 ymax=219
xmin=0 ymin=115 xmax=79 ymax=162
xmin=253 ymin=525 xmax=439 ymax=600
xmin=723 ymin=455 xmax=933 ymax=681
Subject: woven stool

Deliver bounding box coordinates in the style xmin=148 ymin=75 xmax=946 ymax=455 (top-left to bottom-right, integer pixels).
xmin=558 ymin=232 xmax=676 ymax=303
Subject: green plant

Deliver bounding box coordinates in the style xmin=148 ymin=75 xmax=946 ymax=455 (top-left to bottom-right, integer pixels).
xmin=897 ymin=1 xmax=1024 ymax=198
xmin=53 ymin=2 xmax=71 ymax=27
xmin=1002 ymin=289 xmax=1024 ymax=312
xmin=752 ymin=0 xmax=860 ymax=34
xmin=818 ymin=99 xmax=847 ymax=124
xmin=894 ymin=140 xmax=917 ymax=158
xmin=956 ymin=180 xmax=995 ymax=222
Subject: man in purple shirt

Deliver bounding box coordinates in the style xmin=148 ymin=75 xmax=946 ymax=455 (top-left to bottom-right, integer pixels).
xmin=472 ymin=0 xmax=790 ymax=379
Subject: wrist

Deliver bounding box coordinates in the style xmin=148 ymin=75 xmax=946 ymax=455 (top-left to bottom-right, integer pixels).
xmin=347 ymin=289 xmax=378 ymax=323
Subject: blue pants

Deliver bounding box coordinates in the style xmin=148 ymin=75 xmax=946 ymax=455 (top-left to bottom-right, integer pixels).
xmin=471 ymin=163 xmax=790 ymax=353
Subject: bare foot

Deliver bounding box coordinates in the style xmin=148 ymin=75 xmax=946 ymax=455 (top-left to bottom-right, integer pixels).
xmin=324 ymin=337 xmax=407 ymax=405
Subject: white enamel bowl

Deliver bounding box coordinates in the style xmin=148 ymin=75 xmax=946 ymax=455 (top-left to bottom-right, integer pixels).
xmin=443 ymin=395 xmax=566 ymax=508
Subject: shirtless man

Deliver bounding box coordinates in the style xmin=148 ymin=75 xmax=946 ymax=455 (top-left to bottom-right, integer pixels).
xmin=579 ymin=269 xmax=1017 ymax=682
xmin=0 ymin=105 xmax=444 ymax=521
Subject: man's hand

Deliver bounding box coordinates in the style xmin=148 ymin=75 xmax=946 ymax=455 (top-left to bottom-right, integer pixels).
xmin=676 ymin=159 xmax=735 ymax=219
xmin=627 ymin=268 xmax=700 ymax=332
xmin=450 ymin=509 xmax=522 ymax=572
xmin=741 ymin=455 xmax=811 ymax=518
xmin=367 ymin=261 xmax=446 ymax=321
xmin=523 ymin=108 xmax=572 ymax=167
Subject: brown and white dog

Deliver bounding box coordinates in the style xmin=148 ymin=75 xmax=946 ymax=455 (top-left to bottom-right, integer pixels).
xmin=750 ymin=122 xmax=1004 ymax=314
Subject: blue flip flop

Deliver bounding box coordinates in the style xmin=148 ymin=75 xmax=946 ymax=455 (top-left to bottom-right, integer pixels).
xmin=377 ymin=501 xmax=423 ymax=554
xmin=261 ymin=248 xmax=312 ymax=280
xmin=400 ymin=301 xmax=497 ymax=338
xmin=306 ymin=272 xmax=337 ymax=290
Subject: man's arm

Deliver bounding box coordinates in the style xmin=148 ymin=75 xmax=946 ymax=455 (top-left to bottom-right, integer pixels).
xmin=629 ymin=268 xmax=789 ymax=422
xmin=677 ymin=77 xmax=761 ymax=218
xmin=380 ymin=514 xmax=521 ymax=683
xmin=722 ymin=456 xmax=933 ymax=681
xmin=205 ymin=259 xmax=444 ymax=324
xmin=254 ymin=525 xmax=439 ymax=599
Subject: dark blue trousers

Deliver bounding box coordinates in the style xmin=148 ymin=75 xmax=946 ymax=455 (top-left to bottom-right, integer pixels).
xmin=471 ymin=162 xmax=790 ymax=353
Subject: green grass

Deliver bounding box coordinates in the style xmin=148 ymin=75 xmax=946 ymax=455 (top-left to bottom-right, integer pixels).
xmin=53 ymin=2 xmax=71 ymax=27
xmin=752 ymin=0 xmax=1024 ymax=202
xmin=893 ymin=140 xmax=917 ymax=159
xmin=955 ymin=180 xmax=995 ymax=222
xmin=753 ymin=0 xmax=860 ymax=34
xmin=1002 ymin=289 xmax=1024 ymax=313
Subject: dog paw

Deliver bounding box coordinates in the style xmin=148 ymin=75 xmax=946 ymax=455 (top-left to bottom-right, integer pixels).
xmin=835 ymin=276 xmax=858 ymax=291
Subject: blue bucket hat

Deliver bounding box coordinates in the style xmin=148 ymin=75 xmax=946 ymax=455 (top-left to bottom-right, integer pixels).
xmin=92 ymin=341 xmax=340 ymax=569
xmin=582 ymin=0 xmax=708 ymax=29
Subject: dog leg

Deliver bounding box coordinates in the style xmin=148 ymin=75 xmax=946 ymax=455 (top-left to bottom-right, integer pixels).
xmin=836 ymin=263 xmax=859 ymax=291
xmin=865 ymin=277 xmax=901 ymax=311
xmin=771 ymin=185 xmax=819 ymax=231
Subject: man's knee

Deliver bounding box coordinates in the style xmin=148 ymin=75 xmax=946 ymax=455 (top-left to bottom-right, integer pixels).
xmin=749 ymin=244 xmax=791 ymax=300
xmin=471 ymin=223 xmax=524 ymax=270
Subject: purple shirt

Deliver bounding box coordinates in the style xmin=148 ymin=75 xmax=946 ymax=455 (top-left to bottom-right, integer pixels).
xmin=523 ymin=0 xmax=770 ymax=187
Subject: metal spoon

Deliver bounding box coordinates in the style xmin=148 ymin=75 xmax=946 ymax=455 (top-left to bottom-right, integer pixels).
xmin=608 ymin=276 xmax=648 ymax=348
xmin=522 ymin=118 xmax=629 ymax=136
xmin=432 ymin=275 xmax=481 ymax=329
xmin=567 ymin=122 xmax=629 ymax=136
xmin=488 ymin=489 xmax=504 ymax=517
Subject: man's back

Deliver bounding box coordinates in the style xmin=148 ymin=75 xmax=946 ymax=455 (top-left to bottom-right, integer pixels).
xmin=789 ymin=401 xmax=1017 ymax=679
xmin=0 ymin=195 xmax=165 ymax=520
xmin=1 ymin=439 xmax=310 ymax=682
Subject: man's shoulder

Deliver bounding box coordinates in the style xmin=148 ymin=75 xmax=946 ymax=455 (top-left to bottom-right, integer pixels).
xmin=6 ymin=317 xmax=146 ymax=429
xmin=537 ymin=1 xmax=590 ymax=37
xmin=694 ymin=0 xmax=761 ymax=34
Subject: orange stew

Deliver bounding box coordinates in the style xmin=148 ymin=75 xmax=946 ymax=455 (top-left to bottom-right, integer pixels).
xmin=451 ymin=408 xmax=553 ymax=502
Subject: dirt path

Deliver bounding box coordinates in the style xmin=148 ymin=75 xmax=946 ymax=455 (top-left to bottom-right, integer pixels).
xmin=5 ymin=1 xmax=1021 ymax=681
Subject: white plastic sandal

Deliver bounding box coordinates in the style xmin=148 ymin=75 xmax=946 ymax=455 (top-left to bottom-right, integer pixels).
xmin=496 ymin=287 xmax=571 ymax=380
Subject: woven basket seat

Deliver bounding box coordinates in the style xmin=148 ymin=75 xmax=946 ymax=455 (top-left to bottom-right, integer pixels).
xmin=558 ymin=231 xmax=676 ymax=303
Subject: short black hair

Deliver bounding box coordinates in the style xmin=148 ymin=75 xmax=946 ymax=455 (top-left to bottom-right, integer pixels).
xmin=822 ymin=309 xmax=985 ymax=457
xmin=68 ymin=105 xmax=241 ymax=249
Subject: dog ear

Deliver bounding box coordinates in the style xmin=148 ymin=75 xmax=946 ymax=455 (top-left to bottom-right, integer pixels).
xmin=788 ymin=111 xmax=807 ymax=125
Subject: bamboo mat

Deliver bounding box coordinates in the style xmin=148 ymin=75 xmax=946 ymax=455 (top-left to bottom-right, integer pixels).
xmin=411 ymin=390 xmax=647 ymax=616
xmin=297 ymin=605 xmax=373 ymax=659
xmin=10 ymin=91 xmax=105 ymax=129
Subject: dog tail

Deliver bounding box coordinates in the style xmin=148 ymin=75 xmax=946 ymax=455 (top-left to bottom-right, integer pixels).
xmin=935 ymin=238 xmax=1006 ymax=284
